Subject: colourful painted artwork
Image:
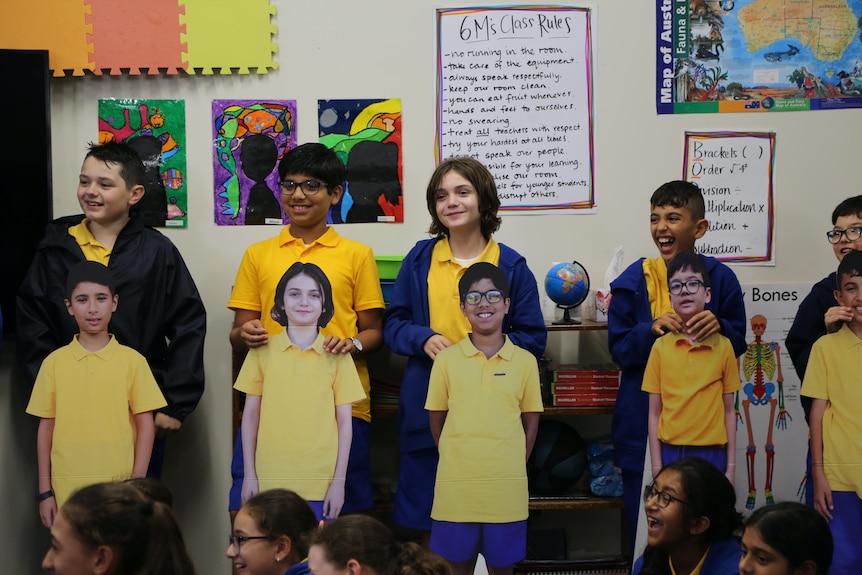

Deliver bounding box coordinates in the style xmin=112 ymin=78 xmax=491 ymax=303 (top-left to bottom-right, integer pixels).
xmin=657 ymin=0 xmax=862 ymax=113
xmin=213 ymin=100 xmax=297 ymax=226
xmin=98 ymin=99 xmax=187 ymax=228
xmin=318 ymin=99 xmax=403 ymax=224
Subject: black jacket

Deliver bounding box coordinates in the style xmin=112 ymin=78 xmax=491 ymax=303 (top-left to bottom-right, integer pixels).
xmin=16 ymin=214 xmax=206 ymax=421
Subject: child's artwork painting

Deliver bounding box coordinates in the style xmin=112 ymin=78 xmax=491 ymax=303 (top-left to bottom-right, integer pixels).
xmin=318 ymin=99 xmax=403 ymax=224
xmin=213 ymin=100 xmax=297 ymax=226
xmin=98 ymin=99 xmax=187 ymax=228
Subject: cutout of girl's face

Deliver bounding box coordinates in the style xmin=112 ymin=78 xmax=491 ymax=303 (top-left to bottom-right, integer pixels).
xmin=282 ymin=273 xmax=324 ymax=327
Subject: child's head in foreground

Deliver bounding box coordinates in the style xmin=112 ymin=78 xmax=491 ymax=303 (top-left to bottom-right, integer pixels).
xmin=458 ymin=262 xmax=510 ymax=333
xmin=740 ymin=501 xmax=832 ymax=575
xmin=227 ymin=488 xmax=318 ymax=575
xmin=667 ymin=251 xmax=711 ymax=321
xmin=64 ymin=261 xmax=118 ymax=334
xmin=650 ymin=180 xmax=708 ymax=262
xmin=271 ymin=261 xmax=335 ymax=328
xmin=642 ymin=457 xmax=741 ymax=551
xmin=43 ymin=481 xmax=196 ymax=575
xmin=426 ymin=157 xmax=502 ymax=239
xmin=84 ymin=141 xmax=147 ymax=190
xmin=309 ymin=514 xmax=451 ymax=575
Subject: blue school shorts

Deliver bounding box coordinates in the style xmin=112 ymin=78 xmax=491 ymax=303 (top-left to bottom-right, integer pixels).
xmin=392 ymin=447 xmax=438 ymax=531
xmin=660 ymin=443 xmax=726 ymax=473
xmin=430 ymin=520 xmax=527 ymax=568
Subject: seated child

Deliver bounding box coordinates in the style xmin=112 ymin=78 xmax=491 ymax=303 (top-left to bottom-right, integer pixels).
xmin=739 ymin=501 xmax=833 ymax=575
xmin=26 ymin=261 xmax=166 ymax=528
xmin=236 ymin=262 xmax=365 ymax=521
xmin=634 ymin=457 xmax=742 ymax=575
xmin=425 ymin=262 xmax=543 ymax=575
xmin=642 ymin=251 xmax=740 ymax=482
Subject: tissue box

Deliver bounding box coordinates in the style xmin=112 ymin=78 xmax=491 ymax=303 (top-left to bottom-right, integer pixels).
xmin=594 ymin=289 xmax=611 ymax=323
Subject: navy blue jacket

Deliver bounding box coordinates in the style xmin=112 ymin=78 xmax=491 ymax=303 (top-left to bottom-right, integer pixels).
xmin=16 ymin=214 xmax=206 ymax=421
xmin=608 ymin=255 xmax=746 ymax=472
xmin=382 ymin=238 xmax=546 ymax=452
xmin=632 ymin=537 xmax=741 ymax=575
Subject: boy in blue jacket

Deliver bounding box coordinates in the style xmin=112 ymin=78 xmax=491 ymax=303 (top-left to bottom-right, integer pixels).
xmin=608 ymin=180 xmax=746 ymax=555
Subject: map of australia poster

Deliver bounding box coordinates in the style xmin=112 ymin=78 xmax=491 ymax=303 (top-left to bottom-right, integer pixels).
xmin=656 ymin=0 xmax=862 ymax=113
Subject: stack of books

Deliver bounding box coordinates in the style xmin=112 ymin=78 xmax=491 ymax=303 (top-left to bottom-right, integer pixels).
xmin=551 ymin=363 xmax=620 ymax=406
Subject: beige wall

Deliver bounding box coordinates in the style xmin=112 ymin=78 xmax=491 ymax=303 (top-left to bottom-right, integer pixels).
xmin=4 ymin=0 xmax=855 ymax=572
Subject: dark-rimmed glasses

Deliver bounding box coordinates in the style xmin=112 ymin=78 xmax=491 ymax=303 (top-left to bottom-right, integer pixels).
xmin=463 ymin=290 xmax=504 ymax=305
xmin=228 ymin=535 xmax=269 ymax=551
xmin=668 ymin=279 xmax=705 ymax=296
xmin=643 ymin=483 xmax=688 ymax=508
xmin=279 ymin=180 xmax=328 ymax=197
xmin=826 ymin=226 xmax=862 ymax=244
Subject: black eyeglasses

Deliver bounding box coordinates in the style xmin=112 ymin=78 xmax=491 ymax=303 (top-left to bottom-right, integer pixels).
xmin=463 ymin=290 xmax=504 ymax=305
xmin=668 ymin=279 xmax=705 ymax=296
xmin=643 ymin=484 xmax=688 ymax=508
xmin=228 ymin=535 xmax=269 ymax=551
xmin=826 ymin=226 xmax=862 ymax=244
xmin=279 ymin=179 xmax=328 ymax=197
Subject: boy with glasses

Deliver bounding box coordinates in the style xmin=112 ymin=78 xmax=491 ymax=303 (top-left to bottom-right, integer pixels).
xmin=786 ymin=195 xmax=862 ymax=505
xmin=227 ymin=143 xmax=385 ymax=521
xmin=642 ymin=251 xmax=740 ymax=482
xmin=609 ymin=180 xmax=746 ymax=555
xmin=425 ymin=262 xmax=543 ymax=575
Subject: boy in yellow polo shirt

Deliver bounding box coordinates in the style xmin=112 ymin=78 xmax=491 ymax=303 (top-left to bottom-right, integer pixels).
xmin=26 ymin=262 xmax=166 ymax=529
xmin=426 ymin=262 xmax=543 ymax=575
xmin=803 ymin=249 xmax=862 ymax=574
xmin=228 ymin=143 xmax=385 ymax=518
xmin=642 ymin=251 xmax=740 ymax=482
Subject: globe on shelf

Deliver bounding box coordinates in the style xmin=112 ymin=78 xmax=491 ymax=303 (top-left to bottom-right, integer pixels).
xmin=544 ymin=261 xmax=590 ymax=325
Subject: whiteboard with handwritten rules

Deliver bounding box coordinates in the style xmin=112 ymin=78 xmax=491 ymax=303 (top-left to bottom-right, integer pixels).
xmin=436 ymin=6 xmax=595 ymax=213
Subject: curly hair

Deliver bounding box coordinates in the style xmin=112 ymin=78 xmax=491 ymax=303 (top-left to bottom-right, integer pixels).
xmin=425 ymin=157 xmax=501 ymax=239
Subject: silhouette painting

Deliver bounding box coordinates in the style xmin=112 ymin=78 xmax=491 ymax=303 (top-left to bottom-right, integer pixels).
xmin=213 ymin=100 xmax=297 ymax=226
xmin=98 ymin=99 xmax=187 ymax=228
xmin=318 ymin=98 xmax=403 ymax=224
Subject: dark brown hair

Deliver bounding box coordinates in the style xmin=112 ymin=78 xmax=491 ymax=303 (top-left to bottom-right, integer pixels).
xmin=312 ymin=515 xmax=451 ymax=575
xmin=242 ymin=489 xmax=318 ymax=561
xmin=61 ymin=481 xmax=196 ymax=575
xmin=425 ymin=157 xmax=501 ymax=239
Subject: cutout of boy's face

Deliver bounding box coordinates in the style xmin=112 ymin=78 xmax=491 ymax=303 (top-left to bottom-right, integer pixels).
xmin=460 ymin=278 xmax=510 ymax=336
xmin=281 ymin=272 xmax=324 ymax=328
xmin=650 ymin=204 xmax=708 ymax=263
xmin=834 ymin=273 xmax=862 ymax=327
xmin=64 ymin=281 xmax=118 ymax=336
xmin=669 ymin=268 xmax=711 ymax=322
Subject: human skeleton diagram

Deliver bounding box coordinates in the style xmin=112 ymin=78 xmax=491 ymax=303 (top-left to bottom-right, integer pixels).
xmin=737 ymin=314 xmax=790 ymax=509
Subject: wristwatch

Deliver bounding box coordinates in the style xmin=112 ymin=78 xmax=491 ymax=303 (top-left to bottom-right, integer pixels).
xmin=351 ymin=337 xmax=363 ymax=352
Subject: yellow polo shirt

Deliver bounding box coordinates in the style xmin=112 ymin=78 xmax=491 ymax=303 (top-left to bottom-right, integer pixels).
xmin=802 ymin=324 xmax=862 ymax=497
xmin=642 ymin=332 xmax=740 ymax=445
xmin=26 ymin=336 xmax=166 ymax=505
xmin=427 ymin=237 xmax=501 ymax=344
xmin=234 ymin=331 xmax=366 ymax=499
xmin=426 ymin=336 xmax=543 ymax=523
xmin=68 ymin=220 xmax=111 ymax=264
xmin=228 ymin=226 xmax=384 ymax=421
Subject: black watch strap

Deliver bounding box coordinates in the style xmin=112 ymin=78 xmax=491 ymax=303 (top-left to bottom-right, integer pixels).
xmin=35 ymin=489 xmax=55 ymax=502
